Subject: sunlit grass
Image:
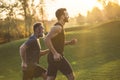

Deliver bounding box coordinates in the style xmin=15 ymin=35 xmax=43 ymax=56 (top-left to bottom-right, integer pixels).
xmin=0 ymin=21 xmax=120 ymax=80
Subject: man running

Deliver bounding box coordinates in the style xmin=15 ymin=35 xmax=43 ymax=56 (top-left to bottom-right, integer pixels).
xmin=20 ymin=22 xmax=49 ymax=80
xmin=44 ymin=8 xmax=77 ymax=80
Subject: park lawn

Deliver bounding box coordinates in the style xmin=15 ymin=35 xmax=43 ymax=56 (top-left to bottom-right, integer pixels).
xmin=0 ymin=20 xmax=120 ymax=80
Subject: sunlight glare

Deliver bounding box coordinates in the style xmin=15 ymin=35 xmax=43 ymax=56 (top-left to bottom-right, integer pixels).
xmin=34 ymin=0 xmax=40 ymax=6
xmin=43 ymin=0 xmax=103 ymax=20
xmin=4 ymin=0 xmax=16 ymax=5
xmin=3 ymin=0 xmax=120 ymax=20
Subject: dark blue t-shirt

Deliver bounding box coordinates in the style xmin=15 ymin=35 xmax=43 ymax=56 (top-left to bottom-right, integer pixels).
xmin=25 ymin=35 xmax=41 ymax=65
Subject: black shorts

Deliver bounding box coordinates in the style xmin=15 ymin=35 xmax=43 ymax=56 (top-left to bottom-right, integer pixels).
xmin=47 ymin=54 xmax=73 ymax=77
xmin=22 ymin=65 xmax=46 ymax=80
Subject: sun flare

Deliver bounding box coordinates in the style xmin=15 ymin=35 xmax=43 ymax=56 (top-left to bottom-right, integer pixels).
xmin=43 ymin=0 xmax=103 ymax=20
xmin=3 ymin=0 xmax=120 ymax=20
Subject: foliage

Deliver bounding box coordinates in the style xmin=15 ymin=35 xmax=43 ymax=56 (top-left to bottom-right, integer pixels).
xmin=76 ymin=2 xmax=120 ymax=24
xmin=0 ymin=21 xmax=120 ymax=80
xmin=1 ymin=0 xmax=120 ymax=43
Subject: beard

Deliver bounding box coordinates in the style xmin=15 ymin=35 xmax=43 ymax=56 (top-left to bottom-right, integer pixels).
xmin=38 ymin=33 xmax=43 ymax=37
xmin=64 ymin=17 xmax=69 ymax=22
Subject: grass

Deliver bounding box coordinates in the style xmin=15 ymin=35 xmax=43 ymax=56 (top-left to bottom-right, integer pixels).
xmin=0 ymin=21 xmax=120 ymax=80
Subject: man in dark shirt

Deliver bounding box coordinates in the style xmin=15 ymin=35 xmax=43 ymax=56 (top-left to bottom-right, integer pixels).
xmin=20 ymin=22 xmax=49 ymax=80
xmin=44 ymin=8 xmax=77 ymax=80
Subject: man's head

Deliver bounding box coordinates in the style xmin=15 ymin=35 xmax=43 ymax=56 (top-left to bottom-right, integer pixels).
xmin=33 ymin=22 xmax=44 ymax=38
xmin=55 ymin=8 xmax=69 ymax=22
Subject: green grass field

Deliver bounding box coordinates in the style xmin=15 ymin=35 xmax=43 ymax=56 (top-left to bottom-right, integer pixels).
xmin=0 ymin=20 xmax=120 ymax=80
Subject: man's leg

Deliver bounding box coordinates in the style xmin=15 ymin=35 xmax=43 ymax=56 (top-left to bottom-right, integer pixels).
xmin=22 ymin=69 xmax=33 ymax=80
xmin=34 ymin=65 xmax=47 ymax=80
xmin=41 ymin=72 xmax=47 ymax=80
xmin=47 ymin=76 xmax=56 ymax=80
xmin=47 ymin=66 xmax=57 ymax=80
xmin=59 ymin=57 xmax=74 ymax=80
xmin=65 ymin=73 xmax=74 ymax=80
xmin=47 ymin=54 xmax=58 ymax=80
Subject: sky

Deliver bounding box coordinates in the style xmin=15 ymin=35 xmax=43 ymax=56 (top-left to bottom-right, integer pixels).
xmin=42 ymin=0 xmax=103 ymax=20
xmin=2 ymin=0 xmax=120 ymax=20
xmin=41 ymin=0 xmax=120 ymax=20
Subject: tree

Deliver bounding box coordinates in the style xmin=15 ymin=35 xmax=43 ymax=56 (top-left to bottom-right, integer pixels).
xmin=19 ymin=0 xmax=47 ymax=36
xmin=97 ymin=0 xmax=108 ymax=7
xmin=19 ymin=0 xmax=31 ymax=36
xmin=37 ymin=0 xmax=47 ymax=33
xmin=104 ymin=2 xmax=120 ymax=19
xmin=76 ymin=13 xmax=85 ymax=24
xmin=0 ymin=0 xmax=20 ymax=41
xmin=86 ymin=7 xmax=103 ymax=23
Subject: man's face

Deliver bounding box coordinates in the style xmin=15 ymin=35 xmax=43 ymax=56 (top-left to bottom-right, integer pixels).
xmin=36 ymin=26 xmax=44 ymax=37
xmin=63 ymin=11 xmax=69 ymax=22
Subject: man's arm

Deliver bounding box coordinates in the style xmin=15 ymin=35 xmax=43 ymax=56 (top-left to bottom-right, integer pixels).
xmin=19 ymin=43 xmax=27 ymax=69
xmin=65 ymin=41 xmax=71 ymax=45
xmin=65 ymin=39 xmax=77 ymax=45
xmin=44 ymin=25 xmax=63 ymax=61
xmin=40 ymin=49 xmax=50 ymax=56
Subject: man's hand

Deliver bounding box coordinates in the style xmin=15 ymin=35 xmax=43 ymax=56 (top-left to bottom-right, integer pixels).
xmin=53 ymin=53 xmax=63 ymax=61
xmin=40 ymin=49 xmax=50 ymax=56
xmin=21 ymin=62 xmax=27 ymax=71
xmin=69 ymin=39 xmax=77 ymax=45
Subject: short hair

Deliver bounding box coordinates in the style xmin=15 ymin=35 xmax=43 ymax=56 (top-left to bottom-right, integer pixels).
xmin=33 ymin=22 xmax=42 ymax=32
xmin=55 ymin=8 xmax=66 ymax=20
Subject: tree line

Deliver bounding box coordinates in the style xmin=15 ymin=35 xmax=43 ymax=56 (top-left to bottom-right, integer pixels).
xmin=0 ymin=0 xmax=120 ymax=44
xmin=76 ymin=2 xmax=120 ymax=24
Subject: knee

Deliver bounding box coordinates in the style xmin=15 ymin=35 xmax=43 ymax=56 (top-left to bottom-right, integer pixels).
xmin=47 ymin=76 xmax=56 ymax=80
xmin=41 ymin=72 xmax=47 ymax=80
xmin=67 ymin=73 xmax=75 ymax=80
xmin=70 ymin=75 xmax=75 ymax=80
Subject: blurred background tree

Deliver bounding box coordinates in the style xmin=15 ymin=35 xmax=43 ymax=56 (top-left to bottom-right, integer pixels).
xmin=1 ymin=0 xmax=120 ymax=44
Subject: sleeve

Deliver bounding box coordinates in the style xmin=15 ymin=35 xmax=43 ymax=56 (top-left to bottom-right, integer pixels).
xmin=25 ymin=39 xmax=34 ymax=48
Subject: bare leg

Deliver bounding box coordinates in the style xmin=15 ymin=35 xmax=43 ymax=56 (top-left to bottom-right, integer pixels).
xmin=66 ymin=73 xmax=74 ymax=80
xmin=23 ymin=77 xmax=32 ymax=80
xmin=41 ymin=72 xmax=47 ymax=80
xmin=47 ymin=76 xmax=56 ymax=80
